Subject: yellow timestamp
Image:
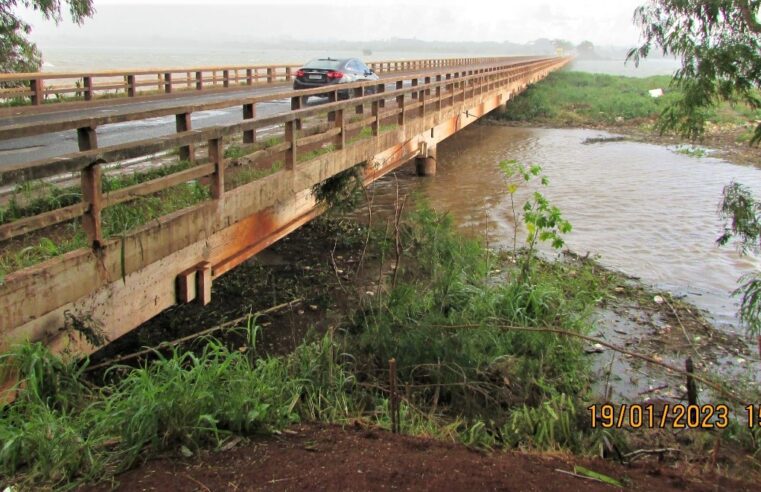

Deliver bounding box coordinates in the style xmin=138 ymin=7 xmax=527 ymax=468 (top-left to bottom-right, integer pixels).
xmin=588 ymin=404 xmax=730 ymax=429
xmin=746 ymin=404 xmax=761 ymax=428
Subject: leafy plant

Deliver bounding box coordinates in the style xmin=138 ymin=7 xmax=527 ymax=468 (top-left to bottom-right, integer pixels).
xmin=499 ymin=160 xmax=572 ymax=281
xmin=717 ymin=181 xmax=761 ymax=336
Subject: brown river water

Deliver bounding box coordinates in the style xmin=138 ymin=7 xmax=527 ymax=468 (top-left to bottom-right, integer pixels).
xmin=371 ymin=124 xmax=761 ymax=336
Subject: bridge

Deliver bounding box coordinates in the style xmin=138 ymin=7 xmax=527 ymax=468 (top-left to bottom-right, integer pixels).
xmin=0 ymin=55 xmax=570 ymax=358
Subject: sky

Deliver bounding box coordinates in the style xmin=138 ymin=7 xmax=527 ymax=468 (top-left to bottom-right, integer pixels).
xmin=19 ymin=0 xmax=648 ymax=48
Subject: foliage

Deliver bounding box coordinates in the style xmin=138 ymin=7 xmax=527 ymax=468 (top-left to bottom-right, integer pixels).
xmin=717 ymin=182 xmax=761 ymax=336
xmin=312 ymin=163 xmax=366 ymax=213
xmin=0 ymin=331 xmax=355 ymax=488
xmin=497 ymin=71 xmax=681 ymax=124
xmin=499 ymin=160 xmax=572 ymax=280
xmin=628 ymin=0 xmax=761 ymax=144
xmin=0 ymin=0 xmax=95 ymax=73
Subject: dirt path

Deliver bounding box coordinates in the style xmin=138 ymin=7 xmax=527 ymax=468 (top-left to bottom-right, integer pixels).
xmin=88 ymin=422 xmax=752 ymax=491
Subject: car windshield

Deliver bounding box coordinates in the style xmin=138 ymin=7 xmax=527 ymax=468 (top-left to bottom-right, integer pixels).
xmin=302 ymin=58 xmax=344 ymax=70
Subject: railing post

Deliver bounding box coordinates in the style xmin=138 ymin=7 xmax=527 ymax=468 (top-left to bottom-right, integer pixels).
xmin=127 ymin=74 xmax=136 ymax=97
xmin=285 ymin=67 xmax=292 ymax=81
xmin=377 ymin=83 xmax=385 ymax=108
xmin=267 ymin=67 xmax=274 ymax=83
xmin=411 ymin=78 xmax=418 ymax=99
xmin=223 ymin=70 xmax=230 ymax=88
xmin=243 ymin=103 xmax=256 ymax=144
xmin=83 ymin=76 xmax=94 ymax=101
xmin=354 ymin=87 xmax=364 ymax=114
xmin=77 ymin=126 xmax=98 ymax=152
xmin=435 ymin=75 xmax=442 ymax=113
xmin=81 ymin=163 xmax=103 ymax=248
xmin=164 ymin=73 xmax=172 ymax=93
xmin=246 ymin=68 xmax=253 ymax=85
xmin=208 ymin=137 xmax=225 ymax=200
xmin=285 ymin=120 xmax=297 ymax=170
xmin=396 ymin=81 xmax=405 ymax=127
xmin=290 ymin=95 xmax=303 ymax=130
xmin=371 ymin=100 xmax=379 ymax=137
xmin=334 ymin=108 xmax=345 ymax=150
xmin=424 ymin=76 xmax=431 ymax=96
xmin=30 ymin=78 xmax=43 ymax=105
xmin=327 ymin=90 xmax=337 ymax=122
xmin=195 ymin=71 xmax=203 ymax=90
xmin=420 ymin=86 xmax=426 ymax=118
xmin=175 ymin=113 xmax=194 ymax=162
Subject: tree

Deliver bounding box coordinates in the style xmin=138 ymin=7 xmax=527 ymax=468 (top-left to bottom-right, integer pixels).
xmin=0 ymin=0 xmax=95 ymax=73
xmin=628 ymin=0 xmax=761 ymax=144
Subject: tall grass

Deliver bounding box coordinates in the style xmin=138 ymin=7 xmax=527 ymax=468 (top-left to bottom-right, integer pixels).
xmin=0 ymin=329 xmax=356 ymax=489
xmin=499 ymin=71 xmax=678 ymax=125
xmin=498 ymin=71 xmax=761 ymax=128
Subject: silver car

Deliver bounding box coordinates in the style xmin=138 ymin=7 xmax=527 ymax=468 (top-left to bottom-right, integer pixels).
xmin=293 ymin=57 xmax=380 ymax=102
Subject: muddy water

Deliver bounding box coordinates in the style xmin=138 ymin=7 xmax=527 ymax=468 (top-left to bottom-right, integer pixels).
xmin=371 ymin=124 xmax=761 ymax=334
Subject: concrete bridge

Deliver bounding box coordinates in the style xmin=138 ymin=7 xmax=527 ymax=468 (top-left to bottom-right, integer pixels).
xmin=0 ymin=55 xmax=570 ymax=358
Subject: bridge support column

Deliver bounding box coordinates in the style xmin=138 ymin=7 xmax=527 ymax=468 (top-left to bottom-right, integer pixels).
xmin=415 ymin=144 xmax=436 ymax=177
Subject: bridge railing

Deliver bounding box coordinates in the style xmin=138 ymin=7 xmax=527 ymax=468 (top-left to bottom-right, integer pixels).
xmin=0 ymin=57 xmax=566 ymax=245
xmin=0 ymin=56 xmax=527 ymax=108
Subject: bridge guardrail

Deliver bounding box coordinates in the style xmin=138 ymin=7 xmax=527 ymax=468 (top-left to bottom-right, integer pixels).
xmin=0 ymin=57 xmax=566 ymax=243
xmin=0 ymin=56 xmax=528 ymax=108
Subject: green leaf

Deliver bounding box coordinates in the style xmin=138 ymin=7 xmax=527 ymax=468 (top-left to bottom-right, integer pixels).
xmin=573 ymin=466 xmax=623 ymax=487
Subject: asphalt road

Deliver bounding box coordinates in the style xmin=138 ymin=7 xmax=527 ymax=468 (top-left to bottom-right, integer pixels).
xmin=0 ymin=58 xmax=541 ymax=168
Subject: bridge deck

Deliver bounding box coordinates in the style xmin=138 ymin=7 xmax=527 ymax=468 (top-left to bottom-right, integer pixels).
xmin=0 ymin=56 xmax=570 ymax=359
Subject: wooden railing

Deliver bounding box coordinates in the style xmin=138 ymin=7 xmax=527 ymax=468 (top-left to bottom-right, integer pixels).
xmin=0 ymin=56 xmax=528 ymax=107
xmin=0 ymin=57 xmax=564 ymax=244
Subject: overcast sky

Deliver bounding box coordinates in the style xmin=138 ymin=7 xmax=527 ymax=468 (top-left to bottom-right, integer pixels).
xmin=20 ymin=0 xmax=648 ymax=47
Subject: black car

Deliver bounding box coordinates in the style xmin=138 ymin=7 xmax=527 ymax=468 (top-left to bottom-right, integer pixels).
xmin=293 ymin=57 xmax=380 ymax=102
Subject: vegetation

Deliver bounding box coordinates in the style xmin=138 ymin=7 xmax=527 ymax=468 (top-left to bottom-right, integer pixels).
xmin=495 ymin=71 xmax=761 ymax=129
xmin=628 ymin=0 xmax=761 ymax=144
xmin=0 ymin=0 xmax=95 ymax=74
xmin=718 ymin=182 xmax=761 ymax=336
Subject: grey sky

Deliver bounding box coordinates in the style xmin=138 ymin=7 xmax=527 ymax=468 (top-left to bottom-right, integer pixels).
xmin=20 ymin=0 xmax=647 ymax=47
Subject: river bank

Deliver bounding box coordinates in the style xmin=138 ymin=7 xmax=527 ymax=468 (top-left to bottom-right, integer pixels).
xmin=492 ymin=71 xmax=761 ymax=167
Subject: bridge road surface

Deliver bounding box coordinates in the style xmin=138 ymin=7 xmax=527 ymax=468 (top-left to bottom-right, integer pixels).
xmin=0 ymin=59 xmax=541 ymax=168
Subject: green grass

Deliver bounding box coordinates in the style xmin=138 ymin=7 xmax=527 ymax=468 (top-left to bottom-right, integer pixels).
xmin=674 ymin=146 xmax=707 ymax=158
xmin=498 ymin=71 xmax=761 ymax=128
xmin=298 ymin=143 xmax=337 ymax=163
xmin=227 ymin=161 xmax=284 ymax=190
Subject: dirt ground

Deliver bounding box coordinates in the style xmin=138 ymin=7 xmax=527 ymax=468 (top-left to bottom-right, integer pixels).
xmin=84 ymin=422 xmax=753 ymax=491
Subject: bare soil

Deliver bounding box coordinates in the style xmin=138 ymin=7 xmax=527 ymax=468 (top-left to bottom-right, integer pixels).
xmin=87 ymin=422 xmax=754 ymax=491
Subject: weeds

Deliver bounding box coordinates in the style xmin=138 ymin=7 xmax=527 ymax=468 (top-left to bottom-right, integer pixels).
xmin=497 ymin=71 xmax=760 ymax=129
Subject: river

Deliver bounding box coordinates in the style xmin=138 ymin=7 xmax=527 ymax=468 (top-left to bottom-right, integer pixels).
xmin=371 ymin=124 xmax=761 ymax=336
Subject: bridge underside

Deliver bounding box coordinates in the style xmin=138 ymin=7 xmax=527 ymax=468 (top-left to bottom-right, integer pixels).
xmin=0 ymin=59 xmax=567 ymax=357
